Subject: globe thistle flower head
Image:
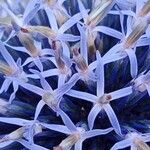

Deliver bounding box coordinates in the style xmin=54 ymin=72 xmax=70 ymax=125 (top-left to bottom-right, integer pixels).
xmin=0 ymin=0 xmax=150 ymax=150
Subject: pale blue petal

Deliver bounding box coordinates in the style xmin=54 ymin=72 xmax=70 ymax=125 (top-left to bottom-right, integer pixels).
xmin=103 ymin=104 xmax=122 ymax=136
xmin=66 ymin=89 xmax=97 ymax=103
xmin=109 ymin=86 xmax=132 ymax=100
xmin=41 ymin=123 xmax=71 ymax=135
xmin=58 ymin=74 xmax=66 ymax=88
xmin=88 ymin=104 xmax=102 ymax=130
xmin=23 ymin=0 xmax=41 ymax=24
xmin=0 ymin=141 xmax=14 ymax=148
xmin=77 ymin=23 xmax=88 ymax=63
xmin=58 ymin=34 xmax=80 ymax=42
xmin=55 ymin=73 xmax=80 ymax=99
xmin=22 ymin=57 xmax=34 ymax=67
xmin=59 ymin=12 xmax=82 ymax=34
xmin=34 ymin=100 xmax=45 ymax=121
xmin=19 ymin=82 xmax=44 ymax=96
xmin=9 ymin=82 xmax=18 ymax=103
xmin=93 ymin=26 xmax=123 ymax=39
xmin=0 ymin=79 xmax=11 ymax=93
xmin=125 ymin=49 xmax=138 ymax=78
xmin=61 ymin=41 xmax=70 ymax=57
xmin=0 ymin=41 xmax=18 ymax=69
xmin=96 ymin=51 xmax=104 ymax=97
xmin=82 ymin=128 xmax=113 ymax=140
xmin=110 ymin=139 xmax=132 ymax=150
xmin=44 ymin=7 xmax=58 ymax=31
xmin=0 ymin=117 xmax=29 ymax=126
xmin=29 ymin=69 xmax=53 ymax=91
xmin=57 ymin=109 xmax=77 ymax=132
xmin=17 ymin=139 xmax=48 ymax=150
xmin=33 ymin=57 xmax=43 ymax=71
xmin=77 ymin=0 xmax=88 ymax=23
xmin=74 ymin=140 xmax=83 ymax=150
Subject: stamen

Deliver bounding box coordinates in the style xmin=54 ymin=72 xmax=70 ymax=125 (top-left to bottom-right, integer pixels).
xmin=53 ymin=133 xmax=80 ymax=150
xmin=138 ymin=0 xmax=150 ymax=17
xmin=0 ymin=60 xmax=14 ymax=75
xmin=42 ymin=92 xmax=58 ymax=110
xmin=123 ymin=19 xmax=148 ymax=49
xmin=72 ymin=48 xmax=88 ymax=73
xmin=26 ymin=25 xmax=57 ymax=40
xmin=87 ymin=29 xmax=96 ymax=56
xmin=0 ymin=127 xmax=25 ymax=143
xmin=134 ymin=137 xmax=150 ymax=150
xmin=17 ymin=32 xmax=40 ymax=57
xmin=86 ymin=0 xmax=114 ymax=27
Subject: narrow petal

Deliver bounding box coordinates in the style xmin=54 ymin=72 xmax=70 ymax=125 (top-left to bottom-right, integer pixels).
xmin=93 ymin=26 xmax=123 ymax=39
xmin=103 ymin=53 xmax=126 ymax=64
xmin=57 ymin=109 xmax=77 ymax=132
xmin=58 ymin=34 xmax=80 ymax=42
xmin=19 ymin=82 xmax=45 ymax=96
xmin=23 ymin=0 xmax=41 ymax=24
xmin=5 ymin=44 xmax=29 ymax=54
xmin=17 ymin=139 xmax=48 ymax=150
xmin=0 ymin=41 xmax=18 ymax=69
xmin=44 ymin=7 xmax=58 ymax=31
xmin=103 ymin=104 xmax=122 ymax=136
xmin=77 ymin=23 xmax=88 ymax=63
xmin=103 ymin=44 xmax=123 ymax=61
xmin=125 ymin=49 xmax=138 ymax=78
xmin=58 ymin=74 xmax=66 ymax=88
xmin=0 ymin=141 xmax=14 ymax=148
xmin=61 ymin=41 xmax=70 ymax=57
xmin=96 ymin=51 xmax=104 ymax=97
xmin=41 ymin=123 xmax=71 ymax=135
xmin=74 ymin=140 xmax=83 ymax=150
xmin=33 ymin=57 xmax=43 ymax=71
xmin=22 ymin=57 xmax=34 ymax=67
xmin=77 ymin=0 xmax=88 ymax=23
xmin=34 ymin=100 xmax=45 ymax=121
xmin=110 ymin=139 xmax=132 ymax=150
xmin=109 ymin=86 xmax=132 ymax=100
xmin=82 ymin=128 xmax=113 ymax=140
xmin=88 ymin=104 xmax=102 ymax=130
xmin=0 ymin=117 xmax=29 ymax=126
xmin=9 ymin=82 xmax=18 ymax=103
xmin=59 ymin=12 xmax=82 ymax=34
xmin=29 ymin=69 xmax=53 ymax=91
xmin=0 ymin=79 xmax=11 ymax=93
xmin=55 ymin=74 xmax=80 ymax=99
xmin=41 ymin=48 xmax=54 ymax=56
xmin=66 ymin=90 xmax=97 ymax=103
xmin=41 ymin=69 xmax=60 ymax=78
xmin=136 ymin=38 xmax=150 ymax=47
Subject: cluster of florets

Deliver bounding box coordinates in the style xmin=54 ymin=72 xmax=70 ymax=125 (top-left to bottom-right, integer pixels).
xmin=0 ymin=0 xmax=150 ymax=150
